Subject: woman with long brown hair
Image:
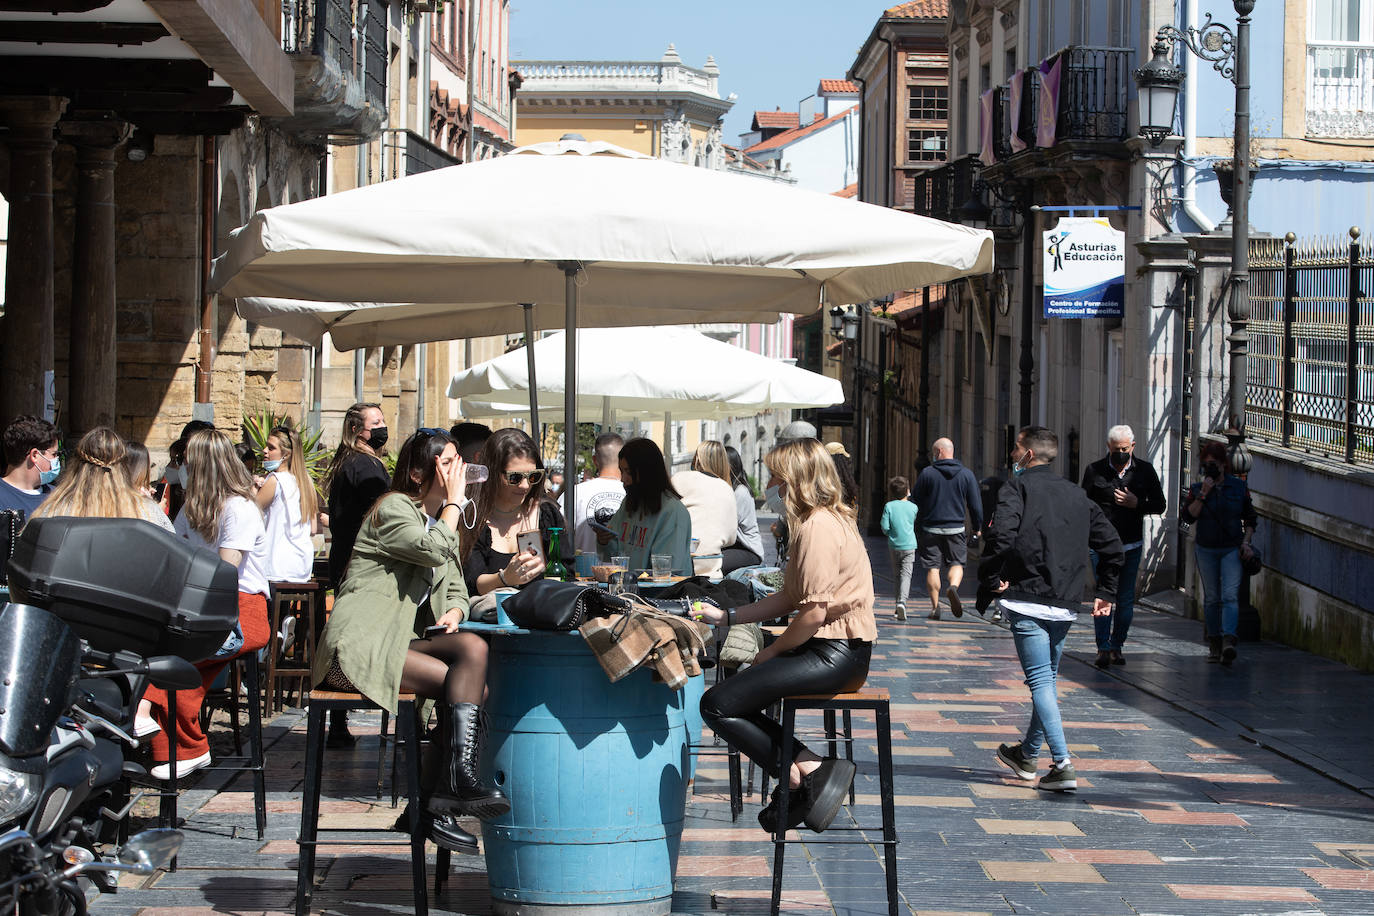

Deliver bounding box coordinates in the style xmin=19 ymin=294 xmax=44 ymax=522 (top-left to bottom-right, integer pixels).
xmin=140 ymin=428 xmax=273 ymax=778
xmin=314 ymin=428 xmax=505 ymax=854
xmin=32 ymin=427 xmax=171 ymax=531
xmin=460 ymin=427 xmax=563 ymax=596
xmin=255 ymin=424 xmax=318 ymax=582
xmin=322 ymin=402 xmax=388 ymax=745
xmin=697 ymin=438 xmax=876 ymax=835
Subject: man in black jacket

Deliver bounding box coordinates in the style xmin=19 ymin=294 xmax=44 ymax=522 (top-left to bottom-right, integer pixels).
xmin=912 ymin=437 xmax=982 ymax=620
xmin=1081 ymin=424 xmax=1166 ymax=668
xmin=981 ymin=427 xmax=1123 ymax=792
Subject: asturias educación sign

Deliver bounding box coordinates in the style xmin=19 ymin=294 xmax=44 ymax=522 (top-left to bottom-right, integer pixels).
xmin=1042 ymin=217 xmax=1125 ymax=318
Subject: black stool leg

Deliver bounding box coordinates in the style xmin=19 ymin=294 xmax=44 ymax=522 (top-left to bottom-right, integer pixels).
xmin=875 ymin=701 xmax=898 ymax=916
xmin=296 ymin=702 xmax=328 ymax=916
xmin=727 ymin=742 xmax=742 ymax=822
xmin=376 ymin=710 xmax=390 ymax=800
xmin=244 ymin=653 xmax=267 ymax=840
xmin=823 ymin=709 xmax=837 ymax=761
xmin=398 ymin=701 xmax=429 ymax=916
xmin=770 ymin=701 xmax=797 ymax=916
xmin=228 ymin=663 xmax=243 ymax=757
xmin=843 ymin=708 xmax=855 ymax=806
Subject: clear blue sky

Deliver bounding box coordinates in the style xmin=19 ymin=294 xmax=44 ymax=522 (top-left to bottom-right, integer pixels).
xmin=508 ymin=1 xmax=885 ymax=144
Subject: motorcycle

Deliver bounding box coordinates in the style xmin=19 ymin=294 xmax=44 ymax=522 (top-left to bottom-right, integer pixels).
xmin=0 ymin=601 xmax=199 ymax=914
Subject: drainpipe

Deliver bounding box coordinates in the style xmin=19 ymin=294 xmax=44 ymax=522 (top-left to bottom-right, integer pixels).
xmin=194 ymin=135 xmax=216 ymax=423
xmin=1180 ymin=0 xmax=1215 ymax=232
xmin=466 ymin=0 xmax=478 ymax=162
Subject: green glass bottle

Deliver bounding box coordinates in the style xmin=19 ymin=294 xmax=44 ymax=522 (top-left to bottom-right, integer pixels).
xmin=546 ymin=527 xmax=571 ymax=581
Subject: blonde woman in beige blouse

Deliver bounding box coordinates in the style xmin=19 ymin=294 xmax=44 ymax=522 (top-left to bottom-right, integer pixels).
xmin=697 ymin=437 xmax=876 ymax=836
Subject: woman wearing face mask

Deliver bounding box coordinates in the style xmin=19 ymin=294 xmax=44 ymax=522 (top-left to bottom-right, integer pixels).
xmin=696 ymin=438 xmax=876 ymax=836
xmin=314 ymin=428 xmax=505 ymax=855
xmin=255 ymin=425 xmax=318 ymax=583
xmin=460 ymin=427 xmax=564 ymax=596
xmin=322 ymin=402 xmax=389 ymax=745
xmin=596 ymin=437 xmax=692 ymax=578
xmin=723 ymin=445 xmax=764 ymax=573
xmin=1183 ymin=441 xmax=1257 ymax=666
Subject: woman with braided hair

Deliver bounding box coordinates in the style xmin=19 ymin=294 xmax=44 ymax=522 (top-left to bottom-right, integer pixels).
xmin=30 ymin=426 xmax=172 ymax=532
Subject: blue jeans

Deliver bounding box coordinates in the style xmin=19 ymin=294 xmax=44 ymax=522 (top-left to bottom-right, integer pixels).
xmin=1195 ymin=544 xmax=1241 ymax=638
xmin=1007 ymin=610 xmax=1073 ymax=764
xmin=1090 ymin=546 xmax=1142 ymax=651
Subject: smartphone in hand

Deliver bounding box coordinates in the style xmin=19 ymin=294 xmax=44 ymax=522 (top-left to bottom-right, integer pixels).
xmin=423 ymin=624 xmax=449 ymax=639
xmin=515 ymin=529 xmax=544 ymax=563
xmin=587 ymin=518 xmax=617 ymax=539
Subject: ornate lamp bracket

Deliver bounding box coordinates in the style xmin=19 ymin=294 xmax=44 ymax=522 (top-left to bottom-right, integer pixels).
xmin=1155 ymin=14 xmax=1237 ymax=84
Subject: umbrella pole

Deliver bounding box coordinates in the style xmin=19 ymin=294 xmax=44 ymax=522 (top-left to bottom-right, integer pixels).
xmin=601 ymin=395 xmax=610 ymax=432
xmin=561 ymin=265 xmax=579 ymax=554
xmin=662 ymin=410 xmax=672 ymax=471
xmin=521 ymin=303 xmax=539 ymax=430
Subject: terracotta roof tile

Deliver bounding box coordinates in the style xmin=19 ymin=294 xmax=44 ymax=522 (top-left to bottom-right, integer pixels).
xmin=819 ymin=79 xmax=859 ymax=94
xmin=885 ymin=0 xmax=949 ymax=19
xmin=753 ymin=110 xmax=800 ymax=129
xmin=833 ymin=184 xmax=858 ymax=198
xmin=745 ymin=104 xmax=858 ymax=154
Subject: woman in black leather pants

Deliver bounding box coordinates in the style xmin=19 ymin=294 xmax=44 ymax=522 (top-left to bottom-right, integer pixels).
xmin=696 ymin=438 xmax=877 ymax=834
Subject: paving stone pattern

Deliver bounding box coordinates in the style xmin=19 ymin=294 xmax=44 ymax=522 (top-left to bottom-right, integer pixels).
xmin=96 ymin=533 xmax=1374 ymax=914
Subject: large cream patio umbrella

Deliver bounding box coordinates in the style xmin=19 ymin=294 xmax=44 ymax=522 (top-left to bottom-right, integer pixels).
xmin=211 ymin=136 xmax=993 ymax=527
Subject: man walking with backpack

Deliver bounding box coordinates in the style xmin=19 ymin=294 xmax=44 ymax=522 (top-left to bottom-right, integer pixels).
xmin=981 ymin=426 xmax=1123 ymax=791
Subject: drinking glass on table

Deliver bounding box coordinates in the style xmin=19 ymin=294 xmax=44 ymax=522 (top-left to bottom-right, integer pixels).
xmin=651 ymin=554 xmax=672 ymax=580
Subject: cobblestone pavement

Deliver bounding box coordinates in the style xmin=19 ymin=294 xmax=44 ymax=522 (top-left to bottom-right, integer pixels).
xmin=94 ymin=533 xmax=1374 ymax=915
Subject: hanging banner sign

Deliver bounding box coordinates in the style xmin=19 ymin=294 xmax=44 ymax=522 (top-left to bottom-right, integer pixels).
xmin=1042 ymin=217 xmax=1125 ymax=318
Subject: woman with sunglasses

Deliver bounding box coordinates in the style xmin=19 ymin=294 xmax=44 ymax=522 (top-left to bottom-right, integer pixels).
xmin=460 ymin=427 xmax=565 ymax=596
xmin=254 ymin=425 xmax=318 ymax=583
xmin=313 ymin=428 xmax=506 ymax=855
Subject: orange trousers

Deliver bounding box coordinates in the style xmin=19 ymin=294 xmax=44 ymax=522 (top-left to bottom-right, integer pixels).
xmin=142 ymin=591 xmax=270 ymax=763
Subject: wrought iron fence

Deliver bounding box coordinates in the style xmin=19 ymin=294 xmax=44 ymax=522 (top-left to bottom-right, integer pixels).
xmin=1248 ymin=229 xmax=1374 ymax=464
xmin=1056 ymin=46 xmax=1131 ymax=142
xmin=382 ymin=128 xmax=460 ymax=180
xmin=282 ymin=0 xmax=387 ymax=112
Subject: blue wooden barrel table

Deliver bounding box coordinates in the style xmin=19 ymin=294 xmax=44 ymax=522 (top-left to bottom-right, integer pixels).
xmin=479 ymin=626 xmax=688 ymax=915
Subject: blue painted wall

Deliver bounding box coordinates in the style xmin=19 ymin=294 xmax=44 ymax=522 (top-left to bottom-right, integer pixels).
xmin=1176 ymin=161 xmax=1374 ymax=237
xmin=1187 ymin=3 xmax=1287 ymax=139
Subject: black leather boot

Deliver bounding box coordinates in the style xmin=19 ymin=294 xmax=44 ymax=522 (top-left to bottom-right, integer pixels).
xmin=390 ymin=803 xmax=479 ymax=855
xmin=428 ymin=702 xmax=510 ymax=820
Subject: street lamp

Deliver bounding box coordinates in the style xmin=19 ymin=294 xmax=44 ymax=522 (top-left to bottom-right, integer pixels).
xmin=829 ymin=304 xmax=846 ymax=338
xmin=842 ymin=309 xmax=859 ymax=342
xmin=1135 ymin=2 xmax=1254 ymax=472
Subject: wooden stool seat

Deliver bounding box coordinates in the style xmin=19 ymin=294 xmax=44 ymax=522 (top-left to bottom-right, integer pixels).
xmin=767 ymin=688 xmax=898 ymax=916
xmin=265 ymin=580 xmax=323 ymax=715
xmin=296 ymin=692 xmax=449 ymax=916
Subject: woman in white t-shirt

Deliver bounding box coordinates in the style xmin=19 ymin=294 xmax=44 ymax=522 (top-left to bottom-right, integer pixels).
xmin=254 ymin=425 xmax=317 ymax=582
xmin=140 ymin=428 xmax=273 ymax=779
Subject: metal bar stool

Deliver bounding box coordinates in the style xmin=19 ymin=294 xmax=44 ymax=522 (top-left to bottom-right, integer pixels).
xmin=154 ymin=653 xmax=268 ymax=849
xmin=296 ymin=691 xmax=451 ymax=916
xmin=264 ymin=580 xmax=322 ymax=716
xmin=768 ymin=687 xmax=898 ymax=916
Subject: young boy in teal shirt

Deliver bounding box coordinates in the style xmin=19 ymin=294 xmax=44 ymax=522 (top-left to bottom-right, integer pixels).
xmin=879 ymin=475 xmax=919 ymax=620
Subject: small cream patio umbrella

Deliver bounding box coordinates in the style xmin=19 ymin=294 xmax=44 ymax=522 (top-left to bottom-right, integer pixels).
xmin=212 ymin=135 xmax=993 ymax=530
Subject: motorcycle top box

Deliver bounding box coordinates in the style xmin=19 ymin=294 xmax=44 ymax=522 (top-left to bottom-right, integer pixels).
xmin=6 ymin=516 xmax=238 ymax=662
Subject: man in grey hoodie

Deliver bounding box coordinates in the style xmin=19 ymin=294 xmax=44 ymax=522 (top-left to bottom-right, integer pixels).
xmin=912 ymin=438 xmax=983 ymax=620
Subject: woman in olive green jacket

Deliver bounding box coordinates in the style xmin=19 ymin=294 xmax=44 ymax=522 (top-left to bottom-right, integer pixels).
xmin=314 ymin=428 xmax=506 ymax=855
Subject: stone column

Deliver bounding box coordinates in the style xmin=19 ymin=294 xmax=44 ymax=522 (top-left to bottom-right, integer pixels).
xmin=0 ymin=96 xmax=69 ymax=421
xmin=60 ymin=115 xmax=132 ymax=436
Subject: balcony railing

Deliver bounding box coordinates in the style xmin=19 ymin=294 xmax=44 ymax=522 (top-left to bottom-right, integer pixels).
xmin=278 ymin=0 xmax=388 ymax=140
xmin=910 ymin=156 xmax=982 ymax=223
xmin=514 ymin=59 xmax=722 ymax=99
xmin=1307 ymin=42 xmax=1374 ymax=138
xmin=989 ymin=45 xmax=1133 ymax=163
xmin=383 ymin=128 xmax=460 ymax=180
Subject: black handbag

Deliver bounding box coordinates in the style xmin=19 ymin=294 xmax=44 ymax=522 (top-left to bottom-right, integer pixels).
xmin=500 ymin=578 xmax=626 ymax=630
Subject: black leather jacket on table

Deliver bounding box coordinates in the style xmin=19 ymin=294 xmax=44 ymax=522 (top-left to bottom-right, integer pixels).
xmin=979 ymin=465 xmax=1124 ymax=612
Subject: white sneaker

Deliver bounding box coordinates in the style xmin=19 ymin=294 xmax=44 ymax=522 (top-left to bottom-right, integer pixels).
xmin=895 ymin=604 xmax=907 ymax=621
xmin=150 ymin=751 xmax=212 ymax=782
xmin=280 ymin=615 xmax=297 ymax=654
xmin=133 ymin=716 xmax=161 ymax=738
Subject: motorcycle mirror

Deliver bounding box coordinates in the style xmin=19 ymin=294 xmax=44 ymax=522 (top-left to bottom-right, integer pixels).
xmin=118 ymin=828 xmax=183 ymax=874
xmin=144 ymin=656 xmax=201 ymax=691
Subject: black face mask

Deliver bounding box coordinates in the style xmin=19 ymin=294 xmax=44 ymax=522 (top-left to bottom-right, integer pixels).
xmin=1109 ymin=450 xmax=1130 ymax=468
xmin=1203 ymin=462 xmax=1222 ymax=480
xmin=367 ymin=427 xmax=389 ymax=450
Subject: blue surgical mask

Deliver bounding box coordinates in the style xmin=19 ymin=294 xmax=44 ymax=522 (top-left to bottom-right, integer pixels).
xmin=164 ymin=466 xmax=181 ymax=487
xmin=263 ymin=459 xmax=283 ymax=472
xmin=764 ymin=484 xmax=784 ymax=514
xmin=1011 ymin=456 xmax=1027 ymax=477
xmin=39 ymin=454 xmax=61 ymax=486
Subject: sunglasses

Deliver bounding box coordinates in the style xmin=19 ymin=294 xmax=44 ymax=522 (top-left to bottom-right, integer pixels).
xmin=503 ymin=470 xmax=545 ymax=486
xmin=417 ymin=427 xmax=447 ymax=438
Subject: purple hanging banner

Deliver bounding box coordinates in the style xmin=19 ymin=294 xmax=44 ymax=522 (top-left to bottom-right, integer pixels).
xmin=979 ymin=89 xmax=996 ymax=165
xmin=1008 ymin=69 xmax=1026 ymax=153
xmin=1036 ymin=56 xmax=1062 ymax=148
